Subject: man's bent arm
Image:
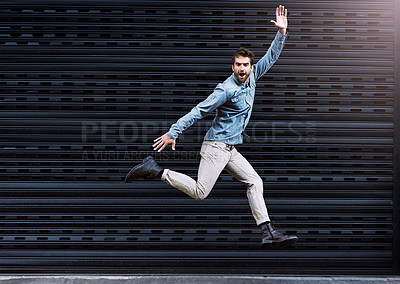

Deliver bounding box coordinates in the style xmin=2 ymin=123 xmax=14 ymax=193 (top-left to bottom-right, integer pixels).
xmin=166 ymin=84 xmax=228 ymax=140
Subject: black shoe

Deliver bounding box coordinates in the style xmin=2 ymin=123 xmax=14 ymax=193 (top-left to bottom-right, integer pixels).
xmin=124 ymin=156 xmax=163 ymax=183
xmin=260 ymin=222 xmax=298 ymax=248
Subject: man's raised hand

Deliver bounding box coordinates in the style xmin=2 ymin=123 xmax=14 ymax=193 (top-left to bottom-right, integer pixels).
xmin=270 ymin=5 xmax=288 ymax=35
xmin=153 ymin=133 xmax=176 ymax=152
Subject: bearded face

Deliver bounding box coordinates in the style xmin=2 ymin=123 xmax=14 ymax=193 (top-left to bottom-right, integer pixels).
xmin=232 ymin=55 xmax=253 ymax=84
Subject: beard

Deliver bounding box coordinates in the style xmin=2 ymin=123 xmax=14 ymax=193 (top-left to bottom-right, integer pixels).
xmin=235 ymin=70 xmax=250 ymax=83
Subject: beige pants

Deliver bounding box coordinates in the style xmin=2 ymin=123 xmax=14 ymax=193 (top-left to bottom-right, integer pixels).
xmin=161 ymin=140 xmax=270 ymax=226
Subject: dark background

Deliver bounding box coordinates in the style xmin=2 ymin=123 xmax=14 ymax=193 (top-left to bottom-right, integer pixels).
xmin=0 ymin=0 xmax=398 ymax=274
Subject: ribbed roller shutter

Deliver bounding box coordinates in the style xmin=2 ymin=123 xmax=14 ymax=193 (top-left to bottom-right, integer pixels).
xmin=0 ymin=0 xmax=398 ymax=274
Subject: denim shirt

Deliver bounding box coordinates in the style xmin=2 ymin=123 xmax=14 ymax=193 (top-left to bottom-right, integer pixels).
xmin=166 ymin=31 xmax=287 ymax=145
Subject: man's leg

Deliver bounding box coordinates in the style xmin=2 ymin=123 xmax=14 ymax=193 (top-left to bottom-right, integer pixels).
xmin=161 ymin=141 xmax=231 ymax=200
xmin=224 ymin=148 xmax=298 ymax=247
xmin=224 ymin=148 xmax=270 ymax=226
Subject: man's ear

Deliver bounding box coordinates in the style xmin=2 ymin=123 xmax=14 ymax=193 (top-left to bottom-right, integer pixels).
xmin=232 ymin=65 xmax=235 ymax=72
xmin=251 ymin=64 xmax=254 ymax=71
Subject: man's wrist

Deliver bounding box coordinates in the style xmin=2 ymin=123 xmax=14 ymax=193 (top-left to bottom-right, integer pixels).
xmin=279 ymin=28 xmax=287 ymax=35
xmin=165 ymin=131 xmax=176 ymax=140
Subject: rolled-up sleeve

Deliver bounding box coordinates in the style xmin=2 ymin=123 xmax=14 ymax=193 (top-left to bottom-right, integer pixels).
xmin=253 ymin=31 xmax=287 ymax=81
xmin=166 ymin=83 xmax=228 ymax=140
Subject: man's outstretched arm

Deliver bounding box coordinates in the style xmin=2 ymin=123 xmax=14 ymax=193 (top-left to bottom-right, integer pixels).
xmin=253 ymin=5 xmax=288 ymax=81
xmin=153 ymin=84 xmax=228 ymax=152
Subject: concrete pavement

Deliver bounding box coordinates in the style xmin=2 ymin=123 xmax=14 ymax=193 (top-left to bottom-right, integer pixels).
xmin=0 ymin=275 xmax=400 ymax=284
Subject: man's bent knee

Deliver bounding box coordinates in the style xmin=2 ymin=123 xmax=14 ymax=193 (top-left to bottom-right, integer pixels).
xmin=194 ymin=194 xmax=207 ymax=200
xmin=193 ymin=183 xmax=210 ymax=200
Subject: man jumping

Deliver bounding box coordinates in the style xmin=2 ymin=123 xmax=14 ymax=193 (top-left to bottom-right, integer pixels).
xmin=125 ymin=5 xmax=298 ymax=248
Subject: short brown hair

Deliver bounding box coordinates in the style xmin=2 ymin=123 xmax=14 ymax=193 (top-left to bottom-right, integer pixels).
xmin=232 ymin=47 xmax=254 ymax=65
